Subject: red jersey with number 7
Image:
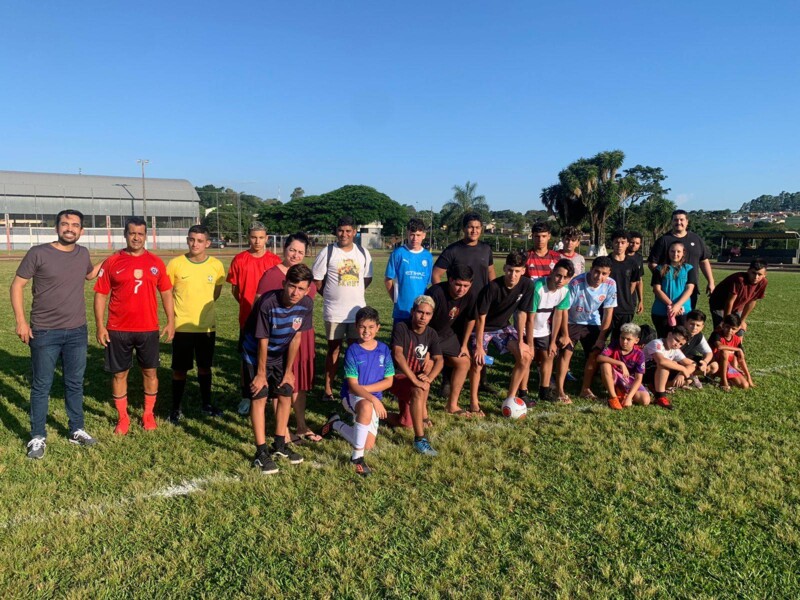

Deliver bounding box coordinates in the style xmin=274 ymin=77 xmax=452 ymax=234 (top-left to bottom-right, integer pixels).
xmin=94 ymin=250 xmax=172 ymax=332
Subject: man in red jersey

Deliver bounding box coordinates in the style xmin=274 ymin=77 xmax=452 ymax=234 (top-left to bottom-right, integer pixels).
xmin=227 ymin=221 xmax=281 ymax=415
xmin=94 ymin=217 xmax=175 ymax=434
xmin=525 ymin=221 xmax=562 ymax=280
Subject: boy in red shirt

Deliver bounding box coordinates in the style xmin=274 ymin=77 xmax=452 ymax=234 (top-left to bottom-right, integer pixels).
xmin=709 ymin=314 xmax=754 ymax=390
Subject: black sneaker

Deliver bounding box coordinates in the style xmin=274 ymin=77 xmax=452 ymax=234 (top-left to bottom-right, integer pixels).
xmin=351 ymin=457 xmax=372 ymax=477
xmin=253 ymin=451 xmax=279 ymax=475
xmin=168 ymin=410 xmax=183 ymax=425
xmin=518 ymin=389 xmax=529 ymax=401
xmin=321 ymin=393 xmax=336 ymax=403
xmin=320 ymin=413 xmax=341 ymax=439
xmin=202 ymin=405 xmax=223 ymax=417
xmin=272 ymin=444 xmax=304 ymax=465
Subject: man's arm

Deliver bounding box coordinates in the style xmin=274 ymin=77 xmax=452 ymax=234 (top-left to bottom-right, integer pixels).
xmin=230 ymin=284 xmax=240 ymax=302
xmin=10 ymin=276 xmax=32 ymax=344
xmin=473 ymin=313 xmax=488 ymax=365
xmin=364 ymin=277 xmax=373 ymax=289
xmin=738 ymin=300 xmax=758 ymax=329
xmin=159 ymin=289 xmax=175 ymax=342
xmin=595 ymin=307 xmax=614 ymax=349
xmin=281 ymin=333 xmax=302 ymax=388
xmin=86 ymin=259 xmax=104 ymax=281
xmin=250 ymin=338 xmax=269 ymax=394
xmin=487 ymin=264 xmax=497 ymax=281
xmin=636 ymin=279 xmax=644 ymax=314
xmin=392 ymin=345 xmax=424 ymax=388
xmin=213 ymin=284 xmax=223 ymax=301
xmin=384 ymin=277 xmax=395 ymax=301
xmin=700 ymin=259 xmax=715 ymax=295
xmin=431 ymin=266 xmax=446 ymax=285
xmin=94 ymin=292 xmax=110 ymax=347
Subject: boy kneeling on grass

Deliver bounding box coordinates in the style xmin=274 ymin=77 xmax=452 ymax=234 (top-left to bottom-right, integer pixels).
xmin=597 ymin=322 xmax=650 ymax=410
xmin=642 ymin=325 xmax=696 ymax=410
xmin=242 ymin=264 xmax=315 ymax=475
xmin=709 ymin=313 xmax=754 ymax=391
xmin=680 ymin=309 xmax=717 ymax=388
xmin=321 ymin=306 xmax=395 ymax=477
xmin=390 ymin=295 xmax=445 ymax=456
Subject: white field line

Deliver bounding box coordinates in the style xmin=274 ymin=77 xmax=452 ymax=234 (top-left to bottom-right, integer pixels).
xmin=752 ymin=361 xmax=800 ymax=376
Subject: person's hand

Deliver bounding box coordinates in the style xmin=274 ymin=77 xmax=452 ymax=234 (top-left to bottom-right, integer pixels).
xmin=414 ymin=375 xmax=430 ymax=391
xmin=16 ymin=321 xmax=33 ymax=344
xmin=706 ymin=282 xmax=715 ymax=295
xmin=96 ymin=325 xmax=110 ymax=347
xmin=619 ymin=363 xmax=630 ymax=379
xmin=673 ymin=374 xmax=686 ymax=388
xmin=459 ymin=345 xmax=469 ymax=358
xmin=280 ymin=371 xmax=296 ymax=391
xmin=548 ymin=342 xmax=558 ymax=357
xmin=372 ymin=399 xmax=387 ymax=420
xmin=740 ymin=320 xmax=748 ymax=331
xmin=474 ymin=347 xmax=486 ymax=366
xmin=558 ymin=334 xmax=572 ymax=349
xmin=520 ymin=344 xmax=534 ymax=363
xmin=636 ymin=301 xmax=644 ymax=315
xmin=161 ymin=322 xmax=175 ymax=342
xmin=250 ymin=374 xmax=267 ymax=396
xmin=683 ymin=364 xmax=696 ymax=377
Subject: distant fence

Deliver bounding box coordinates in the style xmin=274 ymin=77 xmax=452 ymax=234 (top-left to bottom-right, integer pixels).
xmin=4 ymin=227 xmax=191 ymax=251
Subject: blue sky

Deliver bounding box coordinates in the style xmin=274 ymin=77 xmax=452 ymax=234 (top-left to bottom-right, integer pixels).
xmin=2 ymin=1 xmax=798 ymax=213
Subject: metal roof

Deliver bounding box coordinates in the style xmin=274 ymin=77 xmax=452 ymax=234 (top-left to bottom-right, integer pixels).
xmin=0 ymin=170 xmax=200 ymax=202
xmin=716 ymin=230 xmax=800 ymax=240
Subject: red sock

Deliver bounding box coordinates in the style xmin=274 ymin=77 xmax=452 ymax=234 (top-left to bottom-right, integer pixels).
xmin=114 ymin=395 xmax=130 ymax=435
xmin=143 ymin=393 xmax=157 ymax=430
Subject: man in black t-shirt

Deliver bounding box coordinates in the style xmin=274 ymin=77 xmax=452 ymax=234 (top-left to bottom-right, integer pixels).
xmin=627 ymin=231 xmax=645 ymax=314
xmin=609 ymin=231 xmax=642 ymax=342
xmin=427 ymin=264 xmax=477 ymax=415
xmin=432 ymin=212 xmax=495 ymax=293
xmin=468 ymin=251 xmax=534 ymax=416
xmin=648 ymin=210 xmax=715 ymax=308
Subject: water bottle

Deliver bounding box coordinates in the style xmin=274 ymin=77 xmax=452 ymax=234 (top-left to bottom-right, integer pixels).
xmin=484 ymin=355 xmax=494 ymax=366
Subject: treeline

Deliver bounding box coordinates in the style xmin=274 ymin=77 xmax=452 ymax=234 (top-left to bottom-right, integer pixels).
xmin=740 ymin=191 xmax=800 ymax=213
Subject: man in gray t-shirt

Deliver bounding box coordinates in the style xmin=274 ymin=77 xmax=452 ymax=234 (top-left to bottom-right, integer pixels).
xmin=10 ymin=209 xmax=102 ymax=459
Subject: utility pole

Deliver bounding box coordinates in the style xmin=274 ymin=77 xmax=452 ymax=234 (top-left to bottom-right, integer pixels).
xmin=137 ymin=159 xmax=150 ymax=221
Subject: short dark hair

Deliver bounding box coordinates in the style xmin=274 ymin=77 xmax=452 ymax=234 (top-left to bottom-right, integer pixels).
xmin=627 ymin=231 xmax=643 ymax=241
xmin=284 ymin=231 xmax=310 ymax=250
xmin=668 ymin=325 xmax=690 ymax=340
xmin=337 ymin=215 xmax=356 ymax=229
xmin=561 ymin=226 xmax=581 ymax=241
xmin=355 ymin=306 xmax=380 ymax=325
xmin=461 ymin=212 xmax=482 ymax=229
xmin=611 ymin=230 xmax=628 ymax=242
xmin=686 ymin=309 xmax=706 ymax=322
xmin=672 ymin=209 xmax=688 ymax=218
xmin=531 ymin=221 xmax=551 ymax=234
xmin=722 ymin=313 xmax=741 ymax=327
xmin=505 ymin=250 xmax=527 ymax=268
xmin=125 ymin=216 xmax=147 ymax=233
xmin=188 ymin=224 xmax=209 ymax=237
xmin=407 ymin=218 xmax=426 ymax=233
xmin=592 ymin=256 xmax=613 ymax=271
xmin=749 ymin=259 xmax=768 ymax=271
xmin=56 ymin=209 xmax=84 ymax=226
xmin=447 ymin=264 xmax=474 ymax=282
xmin=285 ymin=263 xmax=313 ymax=284
xmin=552 ymin=258 xmax=575 ymax=278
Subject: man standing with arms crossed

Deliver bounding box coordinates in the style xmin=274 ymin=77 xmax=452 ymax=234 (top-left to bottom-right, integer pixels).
xmin=11 ymin=209 xmax=102 ymax=459
xmin=94 ymin=217 xmax=175 ymax=434
xmin=228 ymin=222 xmax=281 ymax=415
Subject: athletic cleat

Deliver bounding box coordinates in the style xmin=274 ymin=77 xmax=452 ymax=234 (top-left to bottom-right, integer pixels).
xmin=525 ymin=398 xmax=538 ymax=408
xmin=26 ymin=436 xmax=46 ymax=459
xmin=413 ymin=437 xmax=438 ymax=456
xmin=69 ymin=429 xmax=97 ymax=447
xmin=114 ymin=417 xmax=130 ymax=436
xmin=691 ymin=375 xmax=703 ymax=389
xmin=320 ymin=413 xmax=341 ymax=439
xmin=168 ymin=411 xmax=183 ymax=425
xmin=655 ymin=396 xmax=674 ymax=410
xmin=518 ymin=389 xmax=529 ymax=401
xmin=142 ymin=413 xmax=157 ymax=431
xmin=201 ymin=405 xmax=223 ymax=417
xmin=253 ymin=451 xmax=279 ymax=475
xmin=608 ymin=396 xmax=623 ymax=411
xmin=351 ymin=457 xmax=372 ymax=477
xmin=237 ymin=398 xmax=251 ymax=416
xmin=271 ymin=444 xmax=304 ymax=465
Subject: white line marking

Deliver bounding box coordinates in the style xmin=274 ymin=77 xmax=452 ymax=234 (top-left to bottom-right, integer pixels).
xmin=753 ymin=361 xmax=800 ymax=376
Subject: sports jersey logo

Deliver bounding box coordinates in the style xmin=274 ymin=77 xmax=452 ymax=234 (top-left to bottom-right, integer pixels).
xmin=150 ymin=267 xmax=159 ymax=276
xmin=422 ymin=259 xmax=428 ymax=267
xmin=414 ymin=344 xmax=428 ymax=359
xmin=292 ymin=317 xmax=303 ymax=330
xmin=207 ymin=275 xmax=214 ymax=283
xmin=133 ymin=269 xmax=144 ymax=279
xmin=379 ymin=355 xmax=385 ymax=367
xmin=98 ymin=268 xmax=104 ymax=277
xmin=598 ymin=295 xmax=606 ymax=302
xmin=448 ymin=306 xmax=460 ymax=320
xmin=517 ymin=293 xmax=523 ymax=302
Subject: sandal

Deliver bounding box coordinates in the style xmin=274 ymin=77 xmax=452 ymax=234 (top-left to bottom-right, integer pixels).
xmin=467 ymin=408 xmax=486 ymax=418
xmin=557 ymin=394 xmax=573 ymax=405
xmin=296 ymin=431 xmax=323 ymax=443
xmin=446 ymin=409 xmax=470 ymax=417
xmin=423 ymin=418 xmax=434 ymax=428
xmin=579 ymin=390 xmax=598 ymax=400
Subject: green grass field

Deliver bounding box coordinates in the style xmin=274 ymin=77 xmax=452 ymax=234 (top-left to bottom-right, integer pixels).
xmin=1 ymin=251 xmax=799 ymax=598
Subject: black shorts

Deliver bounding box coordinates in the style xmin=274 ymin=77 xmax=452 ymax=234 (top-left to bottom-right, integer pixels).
xmin=243 ymin=355 xmax=293 ymax=400
xmin=566 ymin=324 xmax=601 ymax=353
xmin=439 ymin=334 xmax=463 ymax=358
xmin=644 ymin=362 xmax=680 ymax=387
xmin=105 ymin=330 xmax=160 ymax=373
xmin=171 ymin=331 xmax=216 ymax=372
xmin=533 ymin=335 xmax=551 ymax=351
xmin=610 ymin=313 xmax=634 ymax=341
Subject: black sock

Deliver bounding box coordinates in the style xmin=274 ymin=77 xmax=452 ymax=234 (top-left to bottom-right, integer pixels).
xmin=171 ymin=379 xmax=186 ymax=412
xmin=256 ymin=443 xmax=267 ymax=455
xmin=414 ymin=436 xmax=424 ymax=443
xmin=198 ymin=373 xmax=212 ymax=407
xmin=655 ymin=391 xmax=667 ymax=399
xmin=273 ymin=435 xmax=285 ymax=450
xmin=538 ymin=386 xmax=548 ymax=399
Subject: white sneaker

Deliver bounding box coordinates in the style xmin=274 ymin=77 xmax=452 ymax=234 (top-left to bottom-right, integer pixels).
xmin=69 ymin=429 xmax=98 ymax=447
xmin=27 ymin=436 xmax=46 ymax=459
xmin=237 ymin=398 xmax=251 ymax=416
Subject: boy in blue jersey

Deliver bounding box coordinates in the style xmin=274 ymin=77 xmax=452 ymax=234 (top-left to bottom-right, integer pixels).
xmin=385 ymin=218 xmax=433 ymax=322
xmin=242 ymin=264 xmax=315 ymax=475
xmin=555 ymin=256 xmax=617 ymax=403
xmin=321 ymin=306 xmax=395 ymax=477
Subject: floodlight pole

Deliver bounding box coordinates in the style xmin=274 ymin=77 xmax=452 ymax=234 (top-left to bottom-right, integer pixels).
xmin=137 ymin=159 xmax=150 ymax=221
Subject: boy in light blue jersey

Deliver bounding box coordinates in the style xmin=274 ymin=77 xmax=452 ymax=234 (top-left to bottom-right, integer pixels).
xmin=385 ymin=218 xmax=433 ymax=322
xmin=321 ymin=306 xmax=395 ymax=477
xmin=555 ymin=256 xmax=617 ymax=403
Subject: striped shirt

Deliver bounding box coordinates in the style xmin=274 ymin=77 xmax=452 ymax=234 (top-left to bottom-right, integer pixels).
xmin=242 ymin=290 xmax=313 ymax=365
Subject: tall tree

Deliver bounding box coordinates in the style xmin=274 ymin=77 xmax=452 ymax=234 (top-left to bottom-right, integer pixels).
xmin=290 ymin=187 xmax=305 ymax=201
xmin=615 ymin=165 xmax=671 ymax=228
xmin=440 ymin=181 xmax=490 ymax=231
xmin=640 ymin=196 xmax=677 ymax=244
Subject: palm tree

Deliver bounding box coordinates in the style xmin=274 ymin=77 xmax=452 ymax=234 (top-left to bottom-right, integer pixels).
xmin=440 ymin=181 xmax=490 ymax=232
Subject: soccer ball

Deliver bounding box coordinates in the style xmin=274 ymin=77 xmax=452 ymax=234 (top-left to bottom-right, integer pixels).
xmin=501 ymin=397 xmax=528 ymax=420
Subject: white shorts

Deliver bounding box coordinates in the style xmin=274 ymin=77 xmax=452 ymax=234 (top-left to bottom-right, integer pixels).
xmin=342 ymin=395 xmax=379 ymax=436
